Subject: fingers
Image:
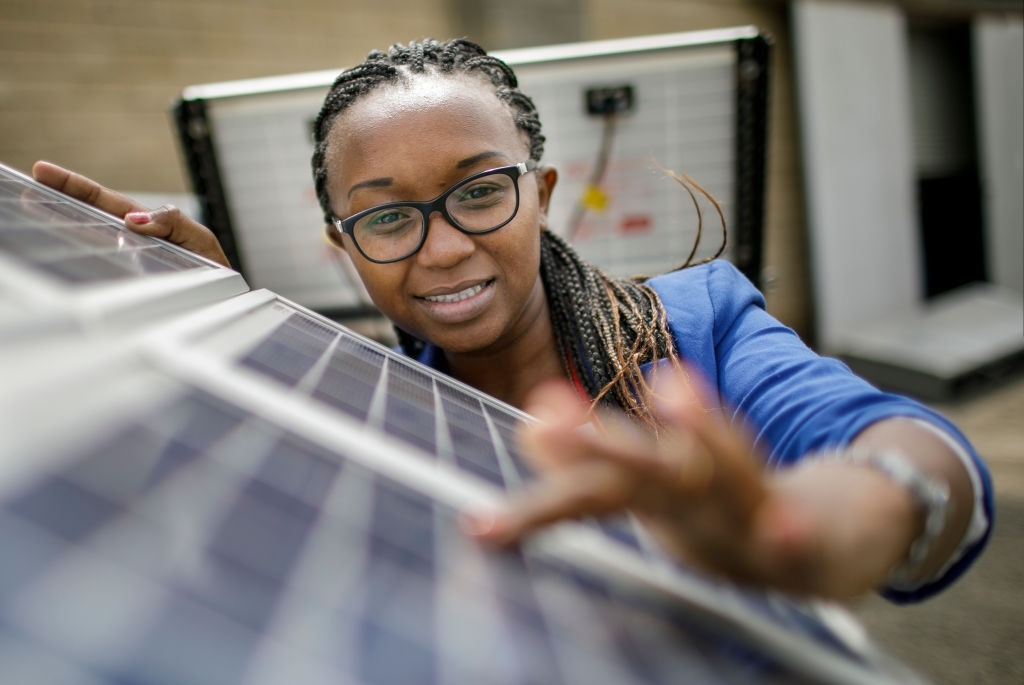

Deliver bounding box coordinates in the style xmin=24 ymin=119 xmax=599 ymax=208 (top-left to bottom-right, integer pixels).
xmin=463 ymin=380 xmax=645 ymax=546
xmin=652 ymin=364 xmax=766 ymax=518
xmin=515 ymin=380 xmax=593 ymax=474
xmin=518 ymin=379 xmax=707 ymax=487
xmin=466 ymin=376 xmax=715 ymax=548
xmin=462 ymin=366 xmax=852 ymax=598
xmin=465 ymin=366 xmax=772 ymax=571
xmin=125 ymin=204 xmax=231 ymax=268
xmin=32 ymin=160 xmax=146 ymax=219
xmin=462 ymin=459 xmax=636 ymax=547
xmin=32 ymin=161 xmax=232 ymax=269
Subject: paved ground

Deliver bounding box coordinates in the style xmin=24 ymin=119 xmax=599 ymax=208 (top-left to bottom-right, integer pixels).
xmin=851 ymin=373 xmax=1024 ymax=684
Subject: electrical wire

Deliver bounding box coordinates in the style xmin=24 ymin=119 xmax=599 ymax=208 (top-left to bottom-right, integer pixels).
xmin=568 ymin=111 xmax=619 ymax=240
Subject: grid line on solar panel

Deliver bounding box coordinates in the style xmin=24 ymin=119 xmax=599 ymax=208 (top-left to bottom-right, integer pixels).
xmin=440 ymin=395 xmax=506 ymax=485
xmin=382 ymin=368 xmax=438 ymax=455
xmin=483 ymin=404 xmax=535 ymax=482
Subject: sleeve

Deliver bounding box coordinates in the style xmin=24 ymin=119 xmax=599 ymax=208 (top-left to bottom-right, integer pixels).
xmin=647 ymin=261 xmax=994 ymax=602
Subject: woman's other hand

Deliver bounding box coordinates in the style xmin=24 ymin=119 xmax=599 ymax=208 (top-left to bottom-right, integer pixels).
xmin=31 ymin=160 xmax=231 ymax=268
xmin=462 ymin=363 xmax=917 ymax=601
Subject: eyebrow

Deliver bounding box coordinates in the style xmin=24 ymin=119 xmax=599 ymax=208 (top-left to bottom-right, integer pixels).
xmin=346 ymin=151 xmax=510 ymax=199
xmin=347 ymin=177 xmax=393 ymax=199
xmin=456 ymin=150 xmax=508 ymax=169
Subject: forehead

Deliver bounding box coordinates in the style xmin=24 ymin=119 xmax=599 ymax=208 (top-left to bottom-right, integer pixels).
xmin=325 ymin=74 xmax=527 ymax=182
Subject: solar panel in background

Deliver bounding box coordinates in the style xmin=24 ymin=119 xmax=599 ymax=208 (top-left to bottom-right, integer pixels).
xmin=0 ymin=163 xmax=249 ymax=340
xmin=173 ymin=27 xmax=769 ymax=320
xmin=0 ymin=318 xmax=927 ymax=685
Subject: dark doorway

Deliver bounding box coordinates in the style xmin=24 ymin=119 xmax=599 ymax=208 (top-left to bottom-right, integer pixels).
xmin=909 ymin=21 xmax=988 ymax=298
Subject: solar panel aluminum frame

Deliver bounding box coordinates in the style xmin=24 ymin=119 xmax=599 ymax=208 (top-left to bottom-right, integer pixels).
xmin=0 ymin=335 xmax=167 ymax=493
xmin=0 ymin=162 xmax=250 ymax=339
xmin=172 ymin=27 xmax=770 ymax=319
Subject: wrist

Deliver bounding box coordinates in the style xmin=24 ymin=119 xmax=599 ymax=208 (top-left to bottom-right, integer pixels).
xmin=812 ymin=447 xmax=950 ymax=590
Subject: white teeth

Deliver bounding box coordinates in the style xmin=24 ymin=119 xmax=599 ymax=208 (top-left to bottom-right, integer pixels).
xmin=423 ymin=282 xmax=487 ymax=303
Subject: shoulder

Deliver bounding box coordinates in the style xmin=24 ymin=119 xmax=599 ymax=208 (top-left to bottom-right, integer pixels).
xmin=646 ymin=260 xmax=765 ymax=313
xmin=645 ymin=260 xmax=768 ymax=362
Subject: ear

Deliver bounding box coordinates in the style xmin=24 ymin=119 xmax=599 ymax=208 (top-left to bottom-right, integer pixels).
xmin=534 ymin=165 xmax=558 ymax=231
xmin=324 ymin=222 xmax=350 ymax=254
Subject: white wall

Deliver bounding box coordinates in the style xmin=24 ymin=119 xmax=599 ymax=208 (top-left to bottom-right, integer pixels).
xmin=792 ymin=0 xmax=921 ymax=351
xmin=974 ymin=15 xmax=1024 ymax=294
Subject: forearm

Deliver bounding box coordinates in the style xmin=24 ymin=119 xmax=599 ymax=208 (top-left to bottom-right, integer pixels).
xmin=761 ymin=416 xmax=980 ymax=600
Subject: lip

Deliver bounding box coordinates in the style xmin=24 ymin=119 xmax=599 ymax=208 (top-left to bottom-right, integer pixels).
xmin=415 ymin=278 xmax=496 ymax=324
xmin=417 ymin=278 xmax=493 ymax=299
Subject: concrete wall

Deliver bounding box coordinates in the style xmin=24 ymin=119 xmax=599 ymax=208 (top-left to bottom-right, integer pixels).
xmin=0 ymin=0 xmax=456 ymax=192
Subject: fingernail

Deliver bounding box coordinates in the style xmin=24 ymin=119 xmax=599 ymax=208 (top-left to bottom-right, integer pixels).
xmin=459 ymin=510 xmax=497 ymax=537
xmin=126 ymin=211 xmax=151 ymax=225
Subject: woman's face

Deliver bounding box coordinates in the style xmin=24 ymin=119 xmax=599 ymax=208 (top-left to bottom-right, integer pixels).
xmin=323 ymin=74 xmax=556 ymax=356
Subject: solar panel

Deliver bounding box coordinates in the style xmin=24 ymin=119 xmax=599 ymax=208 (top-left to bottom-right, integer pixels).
xmin=0 ymin=163 xmax=249 ymax=339
xmin=0 ymin=335 xmax=923 ymax=685
xmin=0 ymin=166 xmax=930 ymax=684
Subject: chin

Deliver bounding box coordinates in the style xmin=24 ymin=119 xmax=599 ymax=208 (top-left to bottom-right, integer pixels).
xmin=430 ymin=326 xmax=504 ymax=356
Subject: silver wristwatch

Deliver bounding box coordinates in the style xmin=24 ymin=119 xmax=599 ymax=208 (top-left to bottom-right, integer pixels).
xmin=818 ymin=447 xmax=951 ymax=589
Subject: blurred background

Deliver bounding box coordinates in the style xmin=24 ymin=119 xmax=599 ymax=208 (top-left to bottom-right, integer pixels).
xmin=1 ymin=0 xmax=1021 ymax=682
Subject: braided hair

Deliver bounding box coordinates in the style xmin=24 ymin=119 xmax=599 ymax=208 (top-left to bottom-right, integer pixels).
xmin=311 ymin=38 xmax=678 ymax=427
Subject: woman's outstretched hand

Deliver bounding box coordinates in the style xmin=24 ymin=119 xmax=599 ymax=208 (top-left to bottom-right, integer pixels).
xmin=31 ymin=160 xmax=231 ymax=268
xmin=463 ymin=364 xmax=919 ymax=601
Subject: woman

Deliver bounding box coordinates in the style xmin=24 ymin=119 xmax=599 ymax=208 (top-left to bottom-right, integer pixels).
xmin=32 ymin=38 xmax=992 ymax=604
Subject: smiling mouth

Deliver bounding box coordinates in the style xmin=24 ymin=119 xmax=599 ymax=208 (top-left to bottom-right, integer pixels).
xmin=420 ymin=280 xmax=494 ymax=304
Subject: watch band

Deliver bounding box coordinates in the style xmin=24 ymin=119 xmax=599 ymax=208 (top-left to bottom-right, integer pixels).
xmin=816 ymin=447 xmax=951 ymax=589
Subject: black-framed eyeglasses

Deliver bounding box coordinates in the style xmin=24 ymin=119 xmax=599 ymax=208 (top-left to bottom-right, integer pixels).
xmin=328 ymin=160 xmax=537 ymax=264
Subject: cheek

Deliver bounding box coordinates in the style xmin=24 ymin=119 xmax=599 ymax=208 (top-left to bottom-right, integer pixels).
xmin=491 ymin=226 xmax=543 ymax=298
xmin=349 ymin=260 xmax=404 ymax=312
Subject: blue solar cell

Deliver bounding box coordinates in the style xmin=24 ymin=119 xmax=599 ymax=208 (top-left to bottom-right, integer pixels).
xmin=5 ymin=476 xmax=121 ymax=545
xmin=367 ymin=479 xmax=437 ymax=574
xmin=210 ymin=478 xmax=320 ymax=584
xmin=383 ymin=374 xmax=438 ymax=455
xmin=110 ymin=592 xmax=260 ymax=685
xmin=311 ymin=361 xmax=377 ymax=421
xmin=0 ymin=514 xmax=68 ymax=607
xmin=252 ymin=435 xmax=341 ymax=509
xmin=239 ymin=314 xmax=335 ymax=386
xmin=443 ymin=395 xmax=505 ymax=485
xmin=33 ymin=253 xmax=139 ymax=282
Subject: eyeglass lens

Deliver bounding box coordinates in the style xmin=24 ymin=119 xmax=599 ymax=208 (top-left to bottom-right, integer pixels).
xmin=351 ymin=170 xmax=519 ymax=262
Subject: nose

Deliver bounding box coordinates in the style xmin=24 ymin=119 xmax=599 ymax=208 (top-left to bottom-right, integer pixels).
xmin=415 ymin=210 xmax=476 ymax=268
